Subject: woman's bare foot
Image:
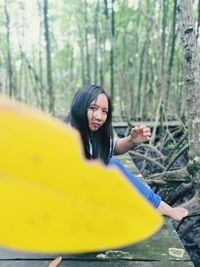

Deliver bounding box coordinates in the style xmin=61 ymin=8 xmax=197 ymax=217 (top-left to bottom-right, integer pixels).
xmin=157 ymin=201 xmax=188 ymax=221
xmin=169 ymin=207 xmax=189 ymax=221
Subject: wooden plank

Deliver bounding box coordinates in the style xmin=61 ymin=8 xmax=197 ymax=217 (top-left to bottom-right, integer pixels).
xmin=57 ymin=114 xmax=181 ymax=129
xmin=0 ymin=260 xmax=194 ymax=267
xmin=115 ymin=154 xmax=140 ymax=175
xmin=0 ymin=218 xmax=192 ymax=262
xmin=112 ymin=121 xmax=181 ymax=128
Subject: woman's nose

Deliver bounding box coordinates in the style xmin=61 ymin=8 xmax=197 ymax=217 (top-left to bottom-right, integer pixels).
xmin=94 ymin=110 xmax=103 ymax=120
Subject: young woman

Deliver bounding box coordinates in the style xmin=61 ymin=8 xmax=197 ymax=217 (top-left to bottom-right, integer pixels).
xmin=67 ymin=84 xmax=188 ymax=221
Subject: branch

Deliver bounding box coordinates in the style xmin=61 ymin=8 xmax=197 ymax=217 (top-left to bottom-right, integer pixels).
xmin=146 ymin=167 xmax=188 ymax=180
xmin=129 ymin=150 xmax=165 ymax=170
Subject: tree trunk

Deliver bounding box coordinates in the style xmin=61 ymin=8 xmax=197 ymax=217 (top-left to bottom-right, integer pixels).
xmin=80 ymin=34 xmax=86 ymax=85
xmin=4 ymin=0 xmax=15 ymax=97
xmin=161 ymin=0 xmax=169 ymax=75
xmin=99 ymin=35 xmax=104 ymax=87
xmin=131 ymin=10 xmax=141 ymax=119
xmin=37 ymin=0 xmax=45 ymax=110
xmin=110 ymin=0 xmax=115 ymax=103
xmin=19 ymin=46 xmax=42 ymax=107
xmin=84 ymin=0 xmax=91 ymax=84
xmin=166 ymin=0 xmax=177 ymax=101
xmin=43 ymin=0 xmax=54 ymax=114
xmin=154 ymin=0 xmax=166 ymax=116
xmin=100 ymin=0 xmax=109 ymax=88
xmin=0 ymin=67 xmax=2 ymax=93
xmin=196 ymin=0 xmax=200 ymax=41
xmin=177 ymin=0 xmax=200 ymax=201
xmin=94 ymin=0 xmax=99 ymax=84
xmin=104 ymin=0 xmax=108 ymax=18
xmin=137 ymin=41 xmax=145 ymax=119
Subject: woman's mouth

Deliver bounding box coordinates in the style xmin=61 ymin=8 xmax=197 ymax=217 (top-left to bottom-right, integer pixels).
xmin=91 ymin=123 xmax=101 ymax=129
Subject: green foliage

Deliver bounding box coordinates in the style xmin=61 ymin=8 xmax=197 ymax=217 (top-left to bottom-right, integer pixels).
xmin=0 ymin=0 xmax=199 ymax=117
xmin=187 ymin=159 xmax=200 ymax=176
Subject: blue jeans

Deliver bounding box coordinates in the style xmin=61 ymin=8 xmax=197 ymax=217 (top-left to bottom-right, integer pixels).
xmin=108 ymin=158 xmax=161 ymax=208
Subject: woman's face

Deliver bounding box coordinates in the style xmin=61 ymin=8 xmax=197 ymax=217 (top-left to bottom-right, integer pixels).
xmin=87 ymin=93 xmax=109 ymax=131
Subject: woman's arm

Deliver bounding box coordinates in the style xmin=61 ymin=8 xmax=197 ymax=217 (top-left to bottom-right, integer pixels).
xmin=113 ymin=125 xmax=151 ymax=155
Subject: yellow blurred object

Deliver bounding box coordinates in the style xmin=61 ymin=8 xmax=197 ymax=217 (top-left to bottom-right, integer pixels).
xmin=0 ymin=97 xmax=163 ymax=253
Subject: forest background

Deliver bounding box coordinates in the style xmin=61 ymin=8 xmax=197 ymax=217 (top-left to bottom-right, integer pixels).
xmin=1 ymin=0 xmax=199 ymax=120
xmin=1 ymin=1 xmax=200 ymax=265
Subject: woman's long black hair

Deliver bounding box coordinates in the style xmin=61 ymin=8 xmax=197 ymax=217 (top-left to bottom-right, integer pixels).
xmin=67 ymin=85 xmax=113 ymax=164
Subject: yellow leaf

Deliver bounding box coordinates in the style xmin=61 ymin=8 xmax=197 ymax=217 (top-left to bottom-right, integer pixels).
xmin=0 ymin=97 xmax=163 ymax=253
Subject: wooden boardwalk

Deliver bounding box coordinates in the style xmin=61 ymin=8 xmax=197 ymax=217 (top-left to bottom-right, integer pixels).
xmin=0 ymin=154 xmax=194 ymax=267
xmin=112 ymin=121 xmax=181 ymax=128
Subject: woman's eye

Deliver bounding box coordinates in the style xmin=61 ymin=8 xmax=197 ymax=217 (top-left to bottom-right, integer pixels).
xmin=103 ymin=110 xmax=108 ymax=114
xmin=89 ymin=106 xmax=96 ymax=111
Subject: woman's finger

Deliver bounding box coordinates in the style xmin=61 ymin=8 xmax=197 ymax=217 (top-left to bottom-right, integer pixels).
xmin=48 ymin=256 xmax=62 ymax=267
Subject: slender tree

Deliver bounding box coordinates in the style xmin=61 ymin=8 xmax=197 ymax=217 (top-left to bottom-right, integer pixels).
xmin=104 ymin=0 xmax=108 ymax=18
xmin=4 ymin=0 xmax=15 ymax=97
xmin=0 ymin=67 xmax=2 ymax=93
xmin=94 ymin=0 xmax=99 ymax=84
xmin=84 ymin=0 xmax=91 ymax=84
xmin=43 ymin=0 xmax=54 ymax=114
xmin=177 ymin=0 xmax=200 ymax=206
xmin=37 ymin=0 xmax=45 ymax=110
xmin=196 ymin=0 xmax=200 ymax=41
xmin=110 ymin=0 xmax=115 ymax=102
xmin=166 ymin=0 xmax=178 ymax=100
xmin=161 ymin=0 xmax=169 ymax=75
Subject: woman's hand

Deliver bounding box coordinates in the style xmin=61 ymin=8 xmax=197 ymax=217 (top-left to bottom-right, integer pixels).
xmin=114 ymin=125 xmax=151 ymax=155
xmin=130 ymin=125 xmax=151 ymax=144
xmin=48 ymin=256 xmax=62 ymax=267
